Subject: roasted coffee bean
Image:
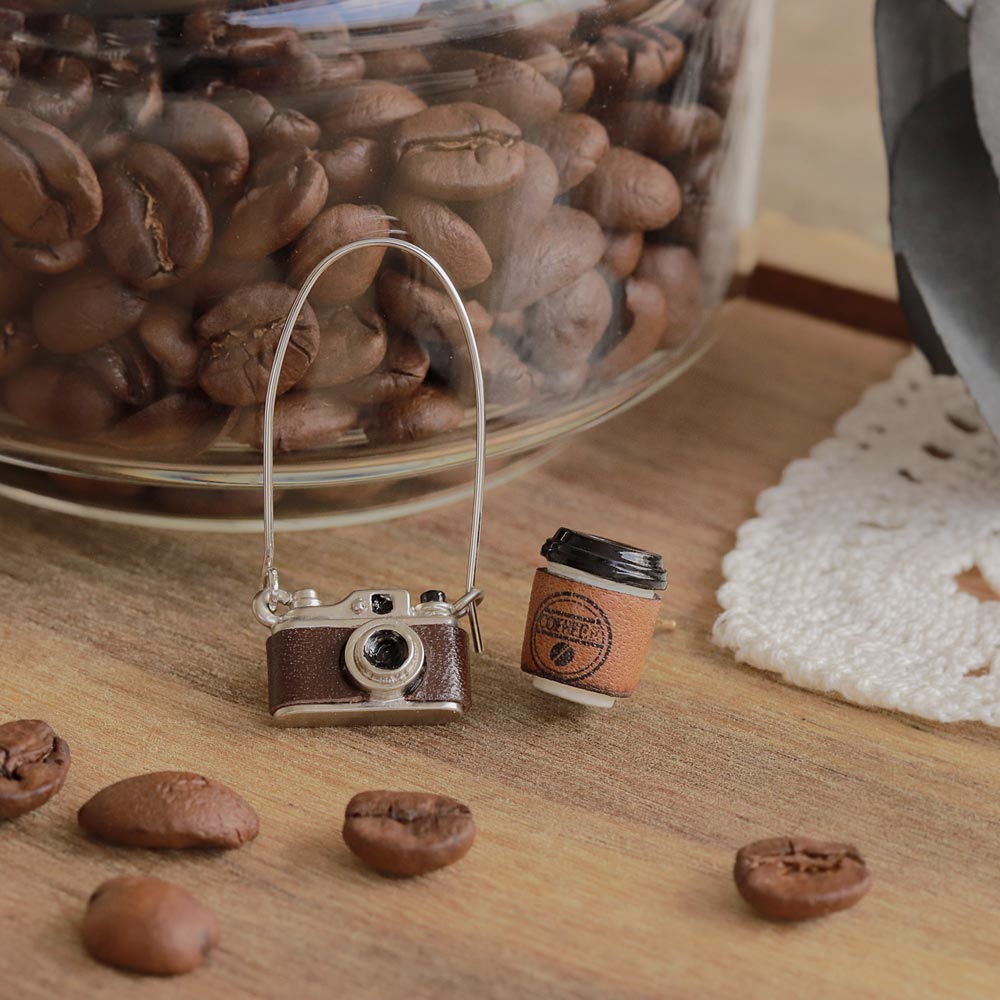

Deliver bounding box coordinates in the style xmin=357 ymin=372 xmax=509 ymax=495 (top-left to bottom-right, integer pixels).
xmin=364 ymin=384 xmax=464 ymax=445
xmin=362 ymin=46 xmax=432 ymax=80
xmin=733 ymin=837 xmax=872 ymax=922
xmin=12 ymin=55 xmax=92 ymax=128
xmin=0 ymin=40 xmax=18 ymax=106
xmin=393 ymin=102 xmax=525 ymax=202
xmin=150 ymin=99 xmax=250 ymax=199
xmin=459 ymin=143 xmax=558 ymax=260
xmin=594 ymin=276 xmax=668 ymax=377
xmin=342 ymin=790 xmax=476 ymax=875
xmin=388 ymin=189 xmax=492 ymax=289
xmin=321 ymin=80 xmax=427 ymax=137
xmin=210 ymin=86 xmax=320 ymax=153
xmin=574 ymin=146 xmax=680 ymax=231
xmin=97 ymin=143 xmax=213 ymax=291
xmin=79 ymin=771 xmax=259 ymax=849
xmin=234 ymin=391 xmax=358 ymax=451
xmin=636 ymin=245 xmax=703 ymax=346
xmin=169 ymin=254 xmax=281 ymax=312
xmin=0 ymin=267 xmax=37 ymax=316
xmin=287 ymin=203 xmax=389 ymax=305
xmin=197 ymin=281 xmax=319 ymax=406
xmin=531 ymin=113 xmax=609 ymax=194
xmin=82 ymin=876 xmax=219 ymax=976
xmin=83 ymin=334 xmax=158 ymax=407
xmin=0 ymin=719 xmax=70 ymax=820
xmin=379 ymin=271 xmax=493 ymax=351
xmin=522 ymin=268 xmax=613 ymax=373
xmin=3 ymin=362 xmax=122 ymax=437
xmin=429 ymin=49 xmax=561 ymax=127
xmin=478 ymin=205 xmax=605 ymax=311
xmin=602 ymin=101 xmax=723 ymax=160
xmin=340 ymin=333 xmax=429 ymax=404
xmin=106 ymin=393 xmax=234 ymax=458
xmin=503 ymin=39 xmax=595 ymax=113
xmin=585 ymin=25 xmax=684 ymax=95
xmin=600 ymin=230 xmax=643 ymax=279
xmin=0 ymin=317 xmax=34 ymax=377
xmin=453 ymin=329 xmax=540 ymax=405
xmin=0 ymin=106 xmax=101 ymax=243
xmin=223 ymin=25 xmax=324 ymax=92
xmin=32 ymin=265 xmax=147 ymax=353
xmin=0 ymin=223 xmax=89 ymax=274
xmin=490 ymin=10 xmax=579 ymax=50
xmin=138 ymin=300 xmax=198 ymax=386
xmin=316 ymin=137 xmax=385 ymax=204
xmin=219 ymin=145 xmax=328 ymax=259
xmin=300 ymin=304 xmax=387 ymax=389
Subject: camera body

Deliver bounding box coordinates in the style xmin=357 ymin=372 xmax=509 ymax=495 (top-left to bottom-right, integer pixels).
xmin=266 ymin=587 xmax=471 ymax=726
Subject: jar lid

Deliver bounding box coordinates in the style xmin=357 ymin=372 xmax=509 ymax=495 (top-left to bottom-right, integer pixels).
xmin=540 ymin=528 xmax=666 ymax=591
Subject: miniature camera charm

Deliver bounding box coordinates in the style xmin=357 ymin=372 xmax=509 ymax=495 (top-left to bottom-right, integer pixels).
xmin=252 ymin=238 xmax=486 ymax=727
xmin=257 ymin=587 xmax=474 ymax=725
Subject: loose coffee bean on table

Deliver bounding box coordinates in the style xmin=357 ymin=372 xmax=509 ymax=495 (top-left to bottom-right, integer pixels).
xmin=0 ymin=718 xmax=71 ymax=820
xmin=82 ymin=876 xmax=219 ymax=977
xmin=343 ymin=790 xmax=476 ymax=876
xmin=78 ymin=771 xmax=260 ymax=849
xmin=733 ymin=836 xmax=872 ymax=922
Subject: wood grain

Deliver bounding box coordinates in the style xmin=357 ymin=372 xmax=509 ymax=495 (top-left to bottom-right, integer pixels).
xmin=2 ymin=301 xmax=996 ymax=999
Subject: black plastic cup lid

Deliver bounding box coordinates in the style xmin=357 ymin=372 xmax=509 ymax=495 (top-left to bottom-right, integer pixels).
xmin=540 ymin=527 xmax=666 ymax=591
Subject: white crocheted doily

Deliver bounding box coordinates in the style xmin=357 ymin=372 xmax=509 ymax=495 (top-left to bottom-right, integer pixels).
xmin=714 ymin=351 xmax=1000 ymax=725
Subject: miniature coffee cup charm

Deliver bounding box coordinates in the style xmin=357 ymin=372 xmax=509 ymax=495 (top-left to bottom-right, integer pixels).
xmin=521 ymin=528 xmax=666 ymax=707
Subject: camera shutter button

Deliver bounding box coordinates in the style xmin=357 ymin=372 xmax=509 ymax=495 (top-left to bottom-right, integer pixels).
xmin=291 ymin=589 xmax=321 ymax=608
xmin=420 ymin=590 xmax=446 ymax=604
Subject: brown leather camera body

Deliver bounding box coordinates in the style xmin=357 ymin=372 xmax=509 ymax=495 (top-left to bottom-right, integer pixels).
xmin=267 ymin=622 xmax=471 ymax=724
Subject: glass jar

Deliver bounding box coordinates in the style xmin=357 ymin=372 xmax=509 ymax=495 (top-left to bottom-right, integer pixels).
xmin=0 ymin=0 xmax=766 ymax=528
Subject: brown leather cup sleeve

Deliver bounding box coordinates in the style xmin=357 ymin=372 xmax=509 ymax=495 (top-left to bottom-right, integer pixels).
xmin=521 ymin=568 xmax=661 ymax=698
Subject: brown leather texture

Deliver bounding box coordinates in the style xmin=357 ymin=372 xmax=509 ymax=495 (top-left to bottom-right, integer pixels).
xmin=268 ymin=623 xmax=470 ymax=714
xmin=521 ymin=568 xmax=661 ymax=698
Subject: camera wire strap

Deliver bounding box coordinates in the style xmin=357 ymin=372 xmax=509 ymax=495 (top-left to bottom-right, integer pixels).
xmin=255 ymin=237 xmax=487 ymax=652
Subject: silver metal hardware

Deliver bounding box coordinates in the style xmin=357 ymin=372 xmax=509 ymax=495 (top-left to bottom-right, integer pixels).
xmin=252 ymin=237 xmax=487 ymax=651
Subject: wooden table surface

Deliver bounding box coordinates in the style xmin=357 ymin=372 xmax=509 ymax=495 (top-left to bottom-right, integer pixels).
xmin=3 ymin=301 xmax=997 ymax=999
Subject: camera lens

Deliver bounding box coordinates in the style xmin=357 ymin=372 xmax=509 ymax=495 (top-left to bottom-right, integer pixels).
xmin=363 ymin=629 xmax=410 ymax=671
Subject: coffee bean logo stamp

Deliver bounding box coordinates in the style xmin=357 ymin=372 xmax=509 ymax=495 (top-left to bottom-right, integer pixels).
xmin=529 ymin=591 xmax=613 ymax=682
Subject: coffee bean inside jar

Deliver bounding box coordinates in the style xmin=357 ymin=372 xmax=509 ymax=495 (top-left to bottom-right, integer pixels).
xmin=0 ymin=1 xmax=747 ymax=514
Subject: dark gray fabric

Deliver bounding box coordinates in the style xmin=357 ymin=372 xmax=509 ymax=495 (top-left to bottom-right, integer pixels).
xmin=970 ymin=1 xmax=1000 ymax=181
xmin=876 ymin=0 xmax=1000 ymax=438
xmin=875 ymin=0 xmax=969 ymax=156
